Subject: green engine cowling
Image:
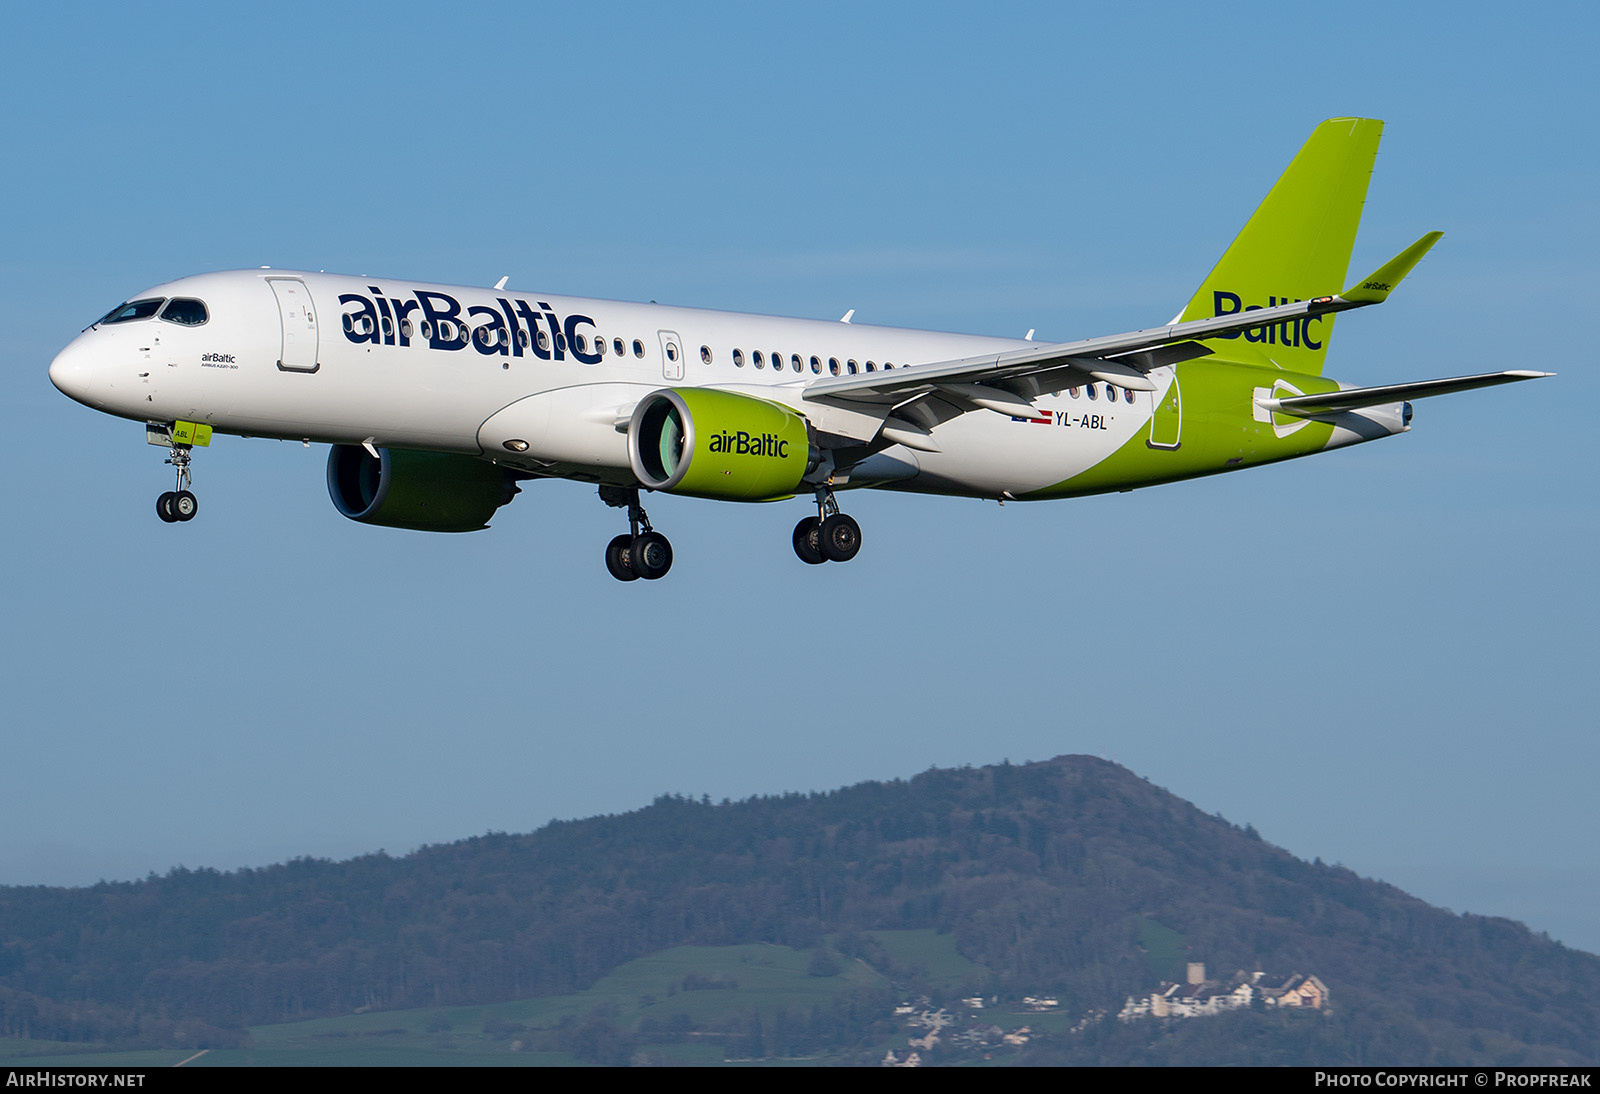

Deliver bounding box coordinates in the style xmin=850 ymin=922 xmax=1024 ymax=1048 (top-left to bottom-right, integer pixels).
xmin=326 ymin=445 xmax=518 ymax=532
xmin=628 ymin=388 xmax=811 ymax=500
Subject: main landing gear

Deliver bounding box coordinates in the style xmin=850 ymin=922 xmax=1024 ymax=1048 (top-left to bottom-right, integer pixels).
xmin=155 ymin=443 xmax=199 ymax=524
xmin=792 ymin=485 xmax=861 ymax=566
xmin=599 ymin=485 xmax=672 ymax=582
xmin=597 ymin=482 xmax=859 ymax=582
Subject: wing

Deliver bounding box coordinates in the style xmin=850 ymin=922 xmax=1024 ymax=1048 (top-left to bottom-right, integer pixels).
xmin=801 ymin=233 xmax=1444 ymax=449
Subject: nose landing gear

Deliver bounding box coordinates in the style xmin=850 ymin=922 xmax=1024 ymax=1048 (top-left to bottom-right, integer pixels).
xmin=155 ymin=442 xmax=199 ymax=523
xmin=793 ymin=484 xmax=861 ymax=565
xmin=599 ymin=485 xmax=673 ymax=582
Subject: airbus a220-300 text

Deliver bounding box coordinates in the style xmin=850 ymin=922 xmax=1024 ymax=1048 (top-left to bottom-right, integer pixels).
xmin=49 ymin=119 xmax=1547 ymax=581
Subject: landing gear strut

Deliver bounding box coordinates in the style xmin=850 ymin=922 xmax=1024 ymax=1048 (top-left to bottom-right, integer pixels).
xmin=793 ymin=484 xmax=861 ymax=565
xmin=599 ymin=485 xmax=672 ymax=582
xmin=155 ymin=443 xmax=198 ymax=524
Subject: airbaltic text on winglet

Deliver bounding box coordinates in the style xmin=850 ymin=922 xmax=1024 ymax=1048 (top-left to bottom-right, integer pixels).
xmin=1213 ymin=291 xmax=1327 ymax=349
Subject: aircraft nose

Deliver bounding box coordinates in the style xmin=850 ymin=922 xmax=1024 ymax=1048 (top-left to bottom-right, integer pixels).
xmin=49 ymin=337 xmax=103 ymax=408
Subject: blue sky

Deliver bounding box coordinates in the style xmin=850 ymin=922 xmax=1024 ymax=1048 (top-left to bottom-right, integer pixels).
xmin=3 ymin=3 xmax=1597 ymax=955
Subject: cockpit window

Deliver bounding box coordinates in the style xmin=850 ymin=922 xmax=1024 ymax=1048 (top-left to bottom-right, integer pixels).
xmin=98 ymin=298 xmax=166 ymax=325
xmin=160 ymin=298 xmax=208 ymax=326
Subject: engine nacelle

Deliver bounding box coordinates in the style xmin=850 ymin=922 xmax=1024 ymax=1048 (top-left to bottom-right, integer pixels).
xmin=628 ymin=388 xmax=811 ymax=500
xmin=326 ymin=445 xmax=518 ymax=532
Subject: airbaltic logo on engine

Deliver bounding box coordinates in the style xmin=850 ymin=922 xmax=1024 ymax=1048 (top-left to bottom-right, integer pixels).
xmin=1212 ymin=291 xmax=1325 ymax=350
xmin=707 ymin=430 xmax=790 ymax=458
xmin=337 ymin=286 xmax=602 ymax=364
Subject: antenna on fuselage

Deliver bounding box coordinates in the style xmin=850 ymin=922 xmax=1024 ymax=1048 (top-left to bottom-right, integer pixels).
xmin=494 ymin=276 xmax=509 ymax=290
xmin=840 ymin=309 xmax=854 ymax=324
xmin=1025 ymin=329 xmax=1035 ymax=341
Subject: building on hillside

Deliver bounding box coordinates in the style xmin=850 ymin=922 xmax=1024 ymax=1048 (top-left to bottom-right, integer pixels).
xmin=1118 ymin=967 xmax=1327 ymax=1023
xmin=1003 ymin=1026 xmax=1032 ymax=1046
xmin=1261 ymin=973 xmax=1327 ymax=1009
xmin=951 ymin=1024 xmax=1005 ymax=1049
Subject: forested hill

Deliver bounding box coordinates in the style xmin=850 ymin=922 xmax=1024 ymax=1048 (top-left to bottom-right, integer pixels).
xmin=1 ymin=755 xmax=1595 ymax=1063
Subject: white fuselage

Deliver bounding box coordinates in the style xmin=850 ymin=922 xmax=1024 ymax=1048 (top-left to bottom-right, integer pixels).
xmin=50 ymin=268 xmax=1183 ymax=499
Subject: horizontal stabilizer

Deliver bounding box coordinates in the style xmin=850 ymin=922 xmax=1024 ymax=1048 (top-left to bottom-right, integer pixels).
xmin=1265 ymin=370 xmax=1552 ymax=417
xmin=1341 ymin=231 xmax=1443 ymax=304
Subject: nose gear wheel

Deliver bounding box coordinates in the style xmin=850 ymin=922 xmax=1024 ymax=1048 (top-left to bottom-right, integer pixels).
xmin=155 ymin=441 xmax=199 ymax=523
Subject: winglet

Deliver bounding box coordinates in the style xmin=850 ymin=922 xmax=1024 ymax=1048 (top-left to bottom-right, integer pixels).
xmin=1341 ymin=231 xmax=1443 ymax=304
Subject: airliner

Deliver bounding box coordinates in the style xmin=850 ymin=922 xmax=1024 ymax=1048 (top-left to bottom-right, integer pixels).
xmin=49 ymin=118 xmax=1546 ymax=581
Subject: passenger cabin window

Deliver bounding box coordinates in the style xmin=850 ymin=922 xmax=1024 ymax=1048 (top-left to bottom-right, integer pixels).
xmin=100 ymin=299 xmax=165 ymax=325
xmin=700 ymin=345 xmax=712 ymax=364
xmin=159 ymin=298 xmax=208 ymax=326
xmin=828 ymin=357 xmax=840 ymax=375
xmin=810 ymin=356 xmax=821 ymax=374
xmin=753 ymin=350 xmax=765 ymax=369
xmin=733 ymin=348 xmax=745 ymax=368
xmin=791 ymin=354 xmax=802 ymax=372
xmin=632 ymin=339 xmax=644 ymax=358
xmin=614 ymin=337 xmax=625 ymax=356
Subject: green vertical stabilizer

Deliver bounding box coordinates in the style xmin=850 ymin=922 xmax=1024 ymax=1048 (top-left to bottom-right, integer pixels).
xmin=1178 ymin=117 xmax=1383 ymax=376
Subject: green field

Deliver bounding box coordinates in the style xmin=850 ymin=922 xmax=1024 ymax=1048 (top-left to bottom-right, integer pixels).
xmin=866 ymin=928 xmax=985 ymax=992
xmin=0 ymin=931 xmax=993 ymax=1066
xmin=1138 ymin=917 xmax=1187 ymax=983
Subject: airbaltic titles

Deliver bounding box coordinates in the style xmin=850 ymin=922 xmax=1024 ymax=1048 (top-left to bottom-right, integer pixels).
xmin=338 ymin=286 xmax=603 ymax=362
